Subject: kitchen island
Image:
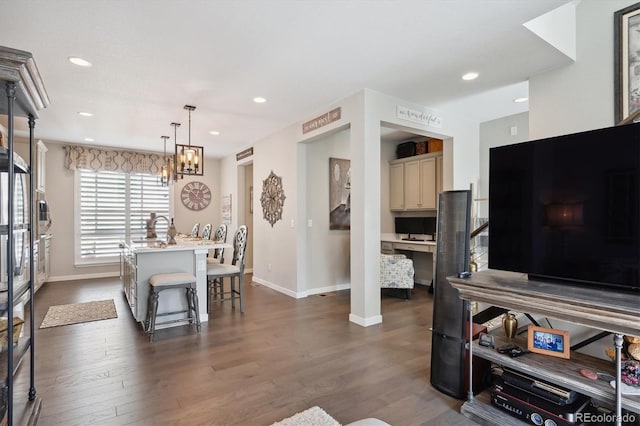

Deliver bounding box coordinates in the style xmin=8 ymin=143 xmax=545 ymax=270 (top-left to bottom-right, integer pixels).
xmin=120 ymin=237 xmax=232 ymax=329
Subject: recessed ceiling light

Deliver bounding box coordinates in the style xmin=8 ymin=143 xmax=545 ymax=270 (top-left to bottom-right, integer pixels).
xmin=462 ymin=72 xmax=479 ymax=81
xmin=68 ymin=56 xmax=92 ymax=67
xmin=513 ymin=97 xmax=529 ymax=103
xmin=84 ymin=138 xmax=94 ymax=142
xmin=78 ymin=112 xmax=94 ymax=117
xmin=209 ymin=130 xmax=220 ymax=136
xmin=253 ymin=97 xmax=267 ymax=104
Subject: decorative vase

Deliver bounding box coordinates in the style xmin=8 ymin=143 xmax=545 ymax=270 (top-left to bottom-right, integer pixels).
xmin=167 ymin=218 xmax=177 ymax=245
xmin=469 ymin=251 xmax=478 ymax=272
xmin=502 ymin=313 xmax=518 ymax=339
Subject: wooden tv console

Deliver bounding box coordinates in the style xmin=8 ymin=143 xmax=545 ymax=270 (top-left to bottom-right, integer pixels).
xmin=448 ymin=269 xmax=640 ymax=426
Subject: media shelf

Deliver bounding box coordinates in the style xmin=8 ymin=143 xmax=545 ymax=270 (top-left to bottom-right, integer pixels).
xmin=448 ymin=269 xmax=640 ymax=426
xmin=474 ymin=336 xmax=640 ymax=413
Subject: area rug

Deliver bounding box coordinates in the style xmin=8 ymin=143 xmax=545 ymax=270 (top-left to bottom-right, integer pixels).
xmin=271 ymin=406 xmax=341 ymax=426
xmin=40 ymin=299 xmax=117 ymax=329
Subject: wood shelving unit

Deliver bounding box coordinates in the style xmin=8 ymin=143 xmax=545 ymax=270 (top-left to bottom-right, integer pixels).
xmin=448 ymin=269 xmax=640 ymax=426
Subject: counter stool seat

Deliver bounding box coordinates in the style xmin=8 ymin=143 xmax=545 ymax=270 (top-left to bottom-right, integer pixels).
xmin=145 ymin=272 xmax=201 ymax=342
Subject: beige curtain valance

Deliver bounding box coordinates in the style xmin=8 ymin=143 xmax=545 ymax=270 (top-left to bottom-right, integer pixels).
xmin=64 ymin=145 xmax=169 ymax=174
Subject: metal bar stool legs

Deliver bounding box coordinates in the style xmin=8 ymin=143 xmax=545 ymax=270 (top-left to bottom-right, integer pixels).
xmin=146 ymin=272 xmax=201 ymax=342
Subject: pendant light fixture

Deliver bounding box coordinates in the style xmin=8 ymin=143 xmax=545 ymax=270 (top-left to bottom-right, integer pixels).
xmin=170 ymin=122 xmax=182 ymax=181
xmin=159 ymin=135 xmax=170 ymax=186
xmin=176 ymin=104 xmax=204 ymax=176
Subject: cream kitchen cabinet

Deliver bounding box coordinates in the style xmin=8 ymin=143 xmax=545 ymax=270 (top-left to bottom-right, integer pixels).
xmin=389 ymin=152 xmax=442 ymax=211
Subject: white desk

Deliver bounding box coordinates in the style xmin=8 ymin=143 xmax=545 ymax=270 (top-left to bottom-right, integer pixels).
xmin=381 ymin=236 xmax=436 ymax=285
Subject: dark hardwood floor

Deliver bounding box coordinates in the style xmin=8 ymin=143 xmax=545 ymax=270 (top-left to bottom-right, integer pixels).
xmin=17 ymin=277 xmax=478 ymax=425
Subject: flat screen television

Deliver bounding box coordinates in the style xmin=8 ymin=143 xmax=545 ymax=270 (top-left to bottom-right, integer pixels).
xmin=489 ymin=122 xmax=640 ymax=292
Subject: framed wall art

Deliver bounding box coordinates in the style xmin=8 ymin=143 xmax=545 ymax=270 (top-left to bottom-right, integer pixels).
xmin=329 ymin=157 xmax=350 ymax=230
xmin=221 ymin=194 xmax=232 ymax=224
xmin=615 ymin=2 xmax=640 ymax=123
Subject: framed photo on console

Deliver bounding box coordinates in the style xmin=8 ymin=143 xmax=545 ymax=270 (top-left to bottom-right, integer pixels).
xmin=527 ymin=325 xmax=570 ymax=359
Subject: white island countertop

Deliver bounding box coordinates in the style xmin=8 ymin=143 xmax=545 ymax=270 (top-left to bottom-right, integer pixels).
xmin=121 ymin=236 xmax=232 ymax=327
xmin=125 ymin=236 xmax=231 ymax=253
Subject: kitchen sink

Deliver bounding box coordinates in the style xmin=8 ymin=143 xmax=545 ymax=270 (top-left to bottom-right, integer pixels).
xmin=131 ymin=239 xmax=167 ymax=248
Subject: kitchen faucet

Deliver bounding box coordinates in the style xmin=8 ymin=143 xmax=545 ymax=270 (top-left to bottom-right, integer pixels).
xmin=146 ymin=212 xmax=170 ymax=241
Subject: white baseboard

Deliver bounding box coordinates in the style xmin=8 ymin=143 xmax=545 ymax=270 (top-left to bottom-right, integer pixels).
xmin=47 ymin=272 xmax=120 ymax=283
xmin=305 ymin=283 xmax=351 ymax=296
xmin=349 ymin=313 xmax=383 ymax=327
xmin=251 ymin=276 xmax=300 ymax=298
xmin=252 ymin=277 xmax=351 ymax=299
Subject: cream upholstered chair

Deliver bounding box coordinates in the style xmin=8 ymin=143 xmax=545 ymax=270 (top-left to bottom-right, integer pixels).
xmin=200 ymin=223 xmax=212 ymax=240
xmin=207 ymin=225 xmax=248 ymax=312
xmin=380 ymin=254 xmax=415 ymax=299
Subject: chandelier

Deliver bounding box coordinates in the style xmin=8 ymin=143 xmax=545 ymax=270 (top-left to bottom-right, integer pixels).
xmin=175 ymin=104 xmax=204 ymax=176
xmin=170 ymin=122 xmax=182 ymax=181
xmin=159 ymin=135 xmax=170 ymax=186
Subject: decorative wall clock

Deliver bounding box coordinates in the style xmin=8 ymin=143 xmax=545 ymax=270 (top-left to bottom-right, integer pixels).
xmin=181 ymin=181 xmax=212 ymax=211
xmin=260 ymin=170 xmax=286 ymax=227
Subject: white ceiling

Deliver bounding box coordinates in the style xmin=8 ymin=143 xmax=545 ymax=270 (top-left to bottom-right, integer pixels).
xmin=0 ymin=0 xmax=572 ymax=157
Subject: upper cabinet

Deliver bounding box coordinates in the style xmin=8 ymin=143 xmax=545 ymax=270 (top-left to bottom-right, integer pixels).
xmin=389 ymin=152 xmax=443 ymax=211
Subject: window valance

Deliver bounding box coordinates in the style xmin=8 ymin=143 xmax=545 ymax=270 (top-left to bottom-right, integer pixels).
xmin=64 ymin=144 xmax=169 ymax=174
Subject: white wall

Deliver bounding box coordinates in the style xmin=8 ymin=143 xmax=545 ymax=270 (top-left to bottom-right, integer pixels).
xmin=223 ymin=124 xmax=304 ymax=298
xmin=530 ymin=0 xmax=637 ymax=138
xmin=478 ymin=112 xmax=529 ymax=218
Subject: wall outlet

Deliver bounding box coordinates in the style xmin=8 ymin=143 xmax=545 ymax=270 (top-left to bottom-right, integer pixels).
xmin=268 ymin=263 xmax=272 ymax=271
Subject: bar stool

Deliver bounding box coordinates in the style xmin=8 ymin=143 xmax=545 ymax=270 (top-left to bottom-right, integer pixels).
xmin=145 ymin=272 xmax=201 ymax=342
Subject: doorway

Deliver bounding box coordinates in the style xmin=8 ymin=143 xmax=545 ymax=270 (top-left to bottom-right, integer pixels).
xmin=238 ymin=162 xmax=253 ymax=272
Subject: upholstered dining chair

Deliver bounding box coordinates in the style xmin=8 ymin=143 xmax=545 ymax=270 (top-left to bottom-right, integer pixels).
xmin=190 ymin=223 xmax=200 ymax=237
xmin=200 ymin=223 xmax=212 ymax=240
xmin=207 ymin=225 xmax=248 ymax=313
xmin=209 ymin=223 xmax=228 ymax=263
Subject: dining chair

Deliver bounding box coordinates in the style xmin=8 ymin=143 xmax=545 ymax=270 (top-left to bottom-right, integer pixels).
xmin=207 ymin=225 xmax=248 ymax=313
xmin=207 ymin=224 xmax=228 ymax=299
xmin=207 ymin=223 xmax=227 ymax=261
xmin=190 ymin=223 xmax=200 ymax=237
xmin=201 ymin=223 xmax=212 ymax=240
